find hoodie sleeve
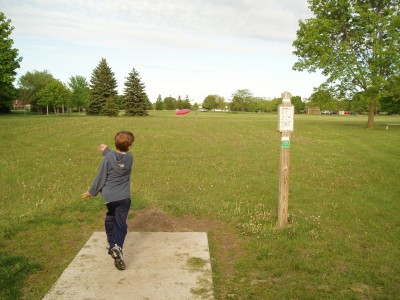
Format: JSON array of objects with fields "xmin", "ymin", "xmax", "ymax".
[
  {"xmin": 88, "ymin": 158, "xmax": 108, "ymax": 196},
  {"xmin": 102, "ymin": 147, "xmax": 112, "ymax": 156}
]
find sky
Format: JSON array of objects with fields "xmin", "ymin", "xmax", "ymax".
[{"xmin": 2, "ymin": 0, "xmax": 325, "ymax": 103}]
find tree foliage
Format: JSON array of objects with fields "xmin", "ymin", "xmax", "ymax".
[
  {"xmin": 293, "ymin": 0, "xmax": 400, "ymax": 128},
  {"xmin": 380, "ymin": 75, "xmax": 400, "ymax": 115},
  {"xmin": 37, "ymin": 80, "xmax": 71, "ymax": 115},
  {"xmin": 183, "ymin": 95, "xmax": 192, "ymax": 109},
  {"xmin": 176, "ymin": 95, "xmax": 184, "ymax": 109},
  {"xmin": 87, "ymin": 58, "xmax": 118, "ymax": 115},
  {"xmin": 0, "ymin": 12, "xmax": 22, "ymax": 112},
  {"xmin": 116, "ymin": 95, "xmax": 124, "ymax": 109},
  {"xmin": 101, "ymin": 97, "xmax": 119, "ymax": 117},
  {"xmin": 230, "ymin": 89, "xmax": 255, "ymax": 112},
  {"xmin": 68, "ymin": 75, "xmax": 89, "ymax": 112},
  {"xmin": 163, "ymin": 96, "xmax": 176, "ymax": 110},
  {"xmin": 155, "ymin": 95, "xmax": 163, "ymax": 110},
  {"xmin": 291, "ymin": 96, "xmax": 306, "ymax": 113},
  {"xmin": 175, "ymin": 95, "xmax": 191, "ymax": 110},
  {"xmin": 203, "ymin": 94, "xmax": 225, "ymax": 110},
  {"xmin": 123, "ymin": 67, "xmax": 149, "ymax": 116},
  {"xmin": 18, "ymin": 70, "xmax": 55, "ymax": 112}
]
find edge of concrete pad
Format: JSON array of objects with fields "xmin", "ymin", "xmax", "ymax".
[{"xmin": 43, "ymin": 232, "xmax": 214, "ymax": 300}]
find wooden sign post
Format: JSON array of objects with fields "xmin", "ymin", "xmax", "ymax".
[{"xmin": 277, "ymin": 91, "xmax": 294, "ymax": 228}]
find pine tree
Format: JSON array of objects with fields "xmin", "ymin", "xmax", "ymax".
[
  {"xmin": 100, "ymin": 97, "xmax": 119, "ymax": 117},
  {"xmin": 87, "ymin": 58, "xmax": 118, "ymax": 115},
  {"xmin": 123, "ymin": 68, "xmax": 149, "ymax": 116},
  {"xmin": 155, "ymin": 94, "xmax": 163, "ymax": 110}
]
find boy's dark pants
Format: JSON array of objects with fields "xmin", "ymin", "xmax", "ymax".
[{"xmin": 105, "ymin": 198, "xmax": 131, "ymax": 249}]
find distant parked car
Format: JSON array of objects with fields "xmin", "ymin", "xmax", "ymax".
[{"xmin": 321, "ymin": 110, "xmax": 331, "ymax": 115}]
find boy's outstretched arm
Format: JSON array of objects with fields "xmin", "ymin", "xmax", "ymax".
[{"xmin": 98, "ymin": 144, "xmax": 111, "ymax": 156}]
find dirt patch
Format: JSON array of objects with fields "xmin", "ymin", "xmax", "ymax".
[
  {"xmin": 127, "ymin": 208, "xmax": 246, "ymax": 287},
  {"xmin": 128, "ymin": 208, "xmax": 227, "ymax": 232}
]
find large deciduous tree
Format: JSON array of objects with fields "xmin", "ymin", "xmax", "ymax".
[
  {"xmin": 163, "ymin": 96, "xmax": 176, "ymax": 110},
  {"xmin": 37, "ymin": 80, "xmax": 71, "ymax": 116},
  {"xmin": 202, "ymin": 95, "xmax": 218, "ymax": 111},
  {"xmin": 293, "ymin": 0, "xmax": 400, "ymax": 128},
  {"xmin": 230, "ymin": 89, "xmax": 255, "ymax": 112},
  {"xmin": 68, "ymin": 75, "xmax": 89, "ymax": 113},
  {"xmin": 0, "ymin": 12, "xmax": 22, "ymax": 113},
  {"xmin": 18, "ymin": 70, "xmax": 55, "ymax": 112},
  {"xmin": 291, "ymin": 96, "xmax": 306, "ymax": 113},
  {"xmin": 123, "ymin": 68, "xmax": 149, "ymax": 116},
  {"xmin": 87, "ymin": 58, "xmax": 118, "ymax": 115}
]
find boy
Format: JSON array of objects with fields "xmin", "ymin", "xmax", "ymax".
[{"xmin": 82, "ymin": 131, "xmax": 134, "ymax": 270}]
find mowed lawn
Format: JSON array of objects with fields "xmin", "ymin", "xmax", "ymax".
[{"xmin": 0, "ymin": 111, "xmax": 399, "ymax": 299}]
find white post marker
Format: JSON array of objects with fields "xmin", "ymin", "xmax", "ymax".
[{"xmin": 277, "ymin": 91, "xmax": 294, "ymax": 228}]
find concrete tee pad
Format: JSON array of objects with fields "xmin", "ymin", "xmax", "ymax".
[{"xmin": 43, "ymin": 232, "xmax": 214, "ymax": 300}]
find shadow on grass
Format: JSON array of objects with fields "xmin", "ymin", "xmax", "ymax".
[{"xmin": 0, "ymin": 253, "xmax": 41, "ymax": 300}]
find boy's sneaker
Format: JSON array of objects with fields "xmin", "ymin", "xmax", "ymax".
[{"xmin": 110, "ymin": 244, "xmax": 125, "ymax": 270}]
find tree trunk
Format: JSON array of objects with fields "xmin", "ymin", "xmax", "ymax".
[{"xmin": 367, "ymin": 102, "xmax": 376, "ymax": 129}]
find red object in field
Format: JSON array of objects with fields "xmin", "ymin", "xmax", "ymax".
[{"xmin": 175, "ymin": 109, "xmax": 191, "ymax": 115}]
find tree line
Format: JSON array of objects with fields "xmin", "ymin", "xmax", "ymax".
[
  {"xmin": 1, "ymin": 12, "xmax": 150, "ymax": 117},
  {"xmin": 17, "ymin": 58, "xmax": 150, "ymax": 117},
  {"xmin": 2, "ymin": 3, "xmax": 400, "ymax": 125}
]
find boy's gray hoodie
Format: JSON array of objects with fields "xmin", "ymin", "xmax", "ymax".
[{"xmin": 89, "ymin": 147, "xmax": 133, "ymax": 203}]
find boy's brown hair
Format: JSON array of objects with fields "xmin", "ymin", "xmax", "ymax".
[{"xmin": 115, "ymin": 131, "xmax": 135, "ymax": 152}]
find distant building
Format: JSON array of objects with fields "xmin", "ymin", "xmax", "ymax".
[{"xmin": 12, "ymin": 99, "xmax": 31, "ymax": 110}]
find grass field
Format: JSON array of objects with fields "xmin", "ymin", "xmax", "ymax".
[{"xmin": 0, "ymin": 111, "xmax": 399, "ymax": 299}]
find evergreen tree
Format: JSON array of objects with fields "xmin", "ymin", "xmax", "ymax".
[
  {"xmin": 87, "ymin": 58, "xmax": 118, "ymax": 115},
  {"xmin": 176, "ymin": 95, "xmax": 184, "ymax": 109},
  {"xmin": 155, "ymin": 94, "xmax": 163, "ymax": 110},
  {"xmin": 101, "ymin": 97, "xmax": 119, "ymax": 117},
  {"xmin": 116, "ymin": 95, "xmax": 124, "ymax": 109},
  {"xmin": 183, "ymin": 95, "xmax": 192, "ymax": 109},
  {"xmin": 0, "ymin": 12, "xmax": 22, "ymax": 113},
  {"xmin": 123, "ymin": 67, "xmax": 149, "ymax": 116}
]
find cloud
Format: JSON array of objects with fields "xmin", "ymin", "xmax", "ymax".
[
  {"xmin": 5, "ymin": 0, "xmax": 311, "ymax": 48},
  {"xmin": 2, "ymin": 0, "xmax": 324, "ymax": 101}
]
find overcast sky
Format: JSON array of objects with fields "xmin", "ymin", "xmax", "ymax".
[{"xmin": 2, "ymin": 0, "xmax": 325, "ymax": 103}]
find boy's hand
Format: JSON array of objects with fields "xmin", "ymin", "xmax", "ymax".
[
  {"xmin": 98, "ymin": 144, "xmax": 107, "ymax": 152},
  {"xmin": 81, "ymin": 191, "xmax": 93, "ymax": 198}
]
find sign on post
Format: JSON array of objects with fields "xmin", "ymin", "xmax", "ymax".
[
  {"xmin": 278, "ymin": 106, "xmax": 294, "ymax": 132},
  {"xmin": 277, "ymin": 92, "xmax": 294, "ymax": 228}
]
